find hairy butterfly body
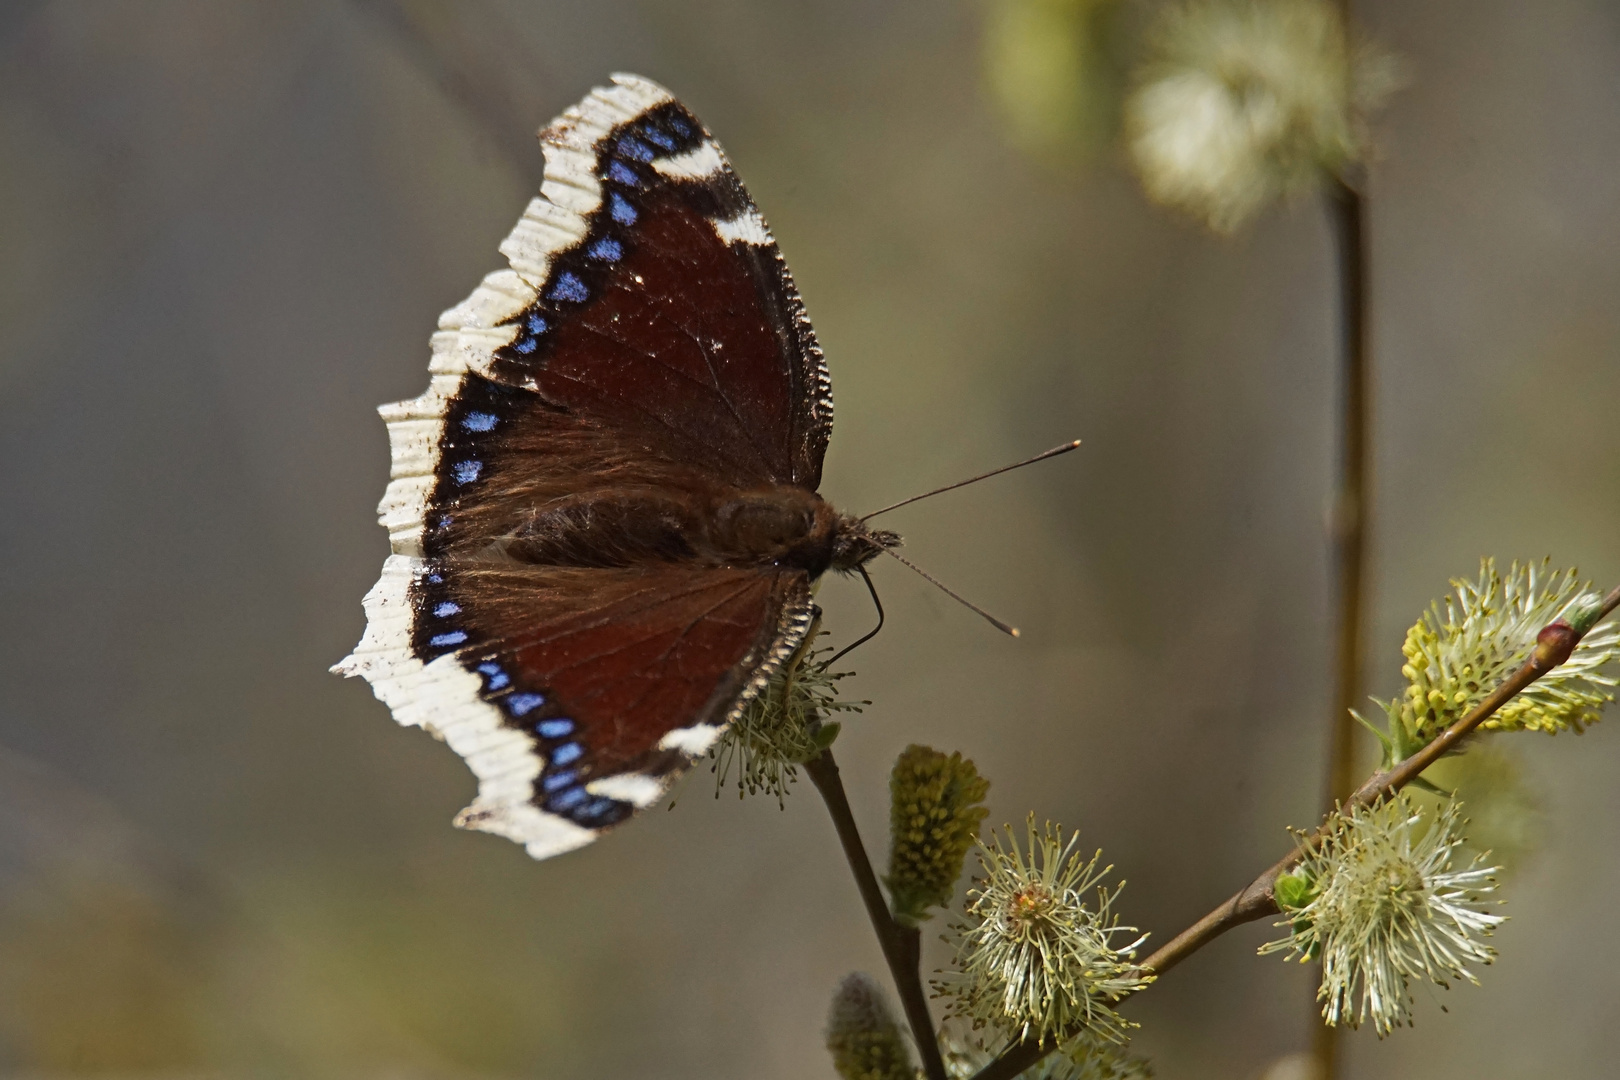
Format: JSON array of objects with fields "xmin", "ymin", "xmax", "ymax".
[{"xmin": 335, "ymin": 74, "xmax": 896, "ymax": 860}]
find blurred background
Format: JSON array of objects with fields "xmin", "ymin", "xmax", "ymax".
[{"xmin": 1, "ymin": 1, "xmax": 1617, "ymax": 1077}]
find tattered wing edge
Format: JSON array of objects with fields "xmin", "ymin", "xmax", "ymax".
[
  {"xmin": 333, "ymin": 554, "xmax": 595, "ymax": 860},
  {"xmin": 377, "ymin": 74, "xmax": 675, "ymax": 557},
  {"xmin": 335, "ymin": 75, "xmax": 822, "ymax": 862},
  {"xmin": 336, "ymin": 76, "xmax": 678, "ymax": 859}
]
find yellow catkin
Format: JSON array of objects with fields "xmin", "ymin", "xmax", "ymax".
[{"xmin": 885, "ymin": 745, "xmax": 991, "ymax": 925}]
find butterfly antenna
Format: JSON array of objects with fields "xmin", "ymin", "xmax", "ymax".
[
  {"xmin": 860, "ymin": 439, "xmax": 1081, "ymax": 521},
  {"xmin": 827, "ymin": 565, "xmax": 885, "ymax": 667},
  {"xmin": 880, "ymin": 548, "xmax": 1020, "ymax": 638}
]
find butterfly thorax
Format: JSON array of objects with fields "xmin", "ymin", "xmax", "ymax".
[
  {"xmin": 500, "ymin": 483, "xmax": 898, "ymax": 578},
  {"xmin": 714, "ymin": 488, "xmax": 899, "ymax": 575}
]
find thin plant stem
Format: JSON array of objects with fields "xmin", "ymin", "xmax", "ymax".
[
  {"xmin": 806, "ymin": 749, "xmax": 949, "ymax": 1080},
  {"xmin": 1319, "ymin": 169, "xmax": 1370, "ymax": 1080},
  {"xmin": 1322, "ymin": 179, "xmax": 1369, "ymax": 822},
  {"xmin": 1321, "ymin": 0, "xmax": 1368, "ymax": 1070},
  {"xmin": 968, "ymin": 585, "xmax": 1620, "ymax": 1080}
]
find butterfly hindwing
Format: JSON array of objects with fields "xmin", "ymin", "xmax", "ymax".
[{"xmin": 338, "ymin": 557, "xmax": 814, "ymax": 858}]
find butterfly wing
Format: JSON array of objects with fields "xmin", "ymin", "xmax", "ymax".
[
  {"xmin": 379, "ymin": 74, "xmax": 830, "ymax": 559},
  {"xmin": 337, "ymin": 75, "xmax": 833, "ymax": 858},
  {"xmin": 336, "ymin": 556, "xmax": 813, "ymax": 859}
]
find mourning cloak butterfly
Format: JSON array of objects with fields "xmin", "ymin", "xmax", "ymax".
[{"xmin": 334, "ymin": 74, "xmax": 899, "ymax": 860}]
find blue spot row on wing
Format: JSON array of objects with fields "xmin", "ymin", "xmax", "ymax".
[
  {"xmin": 549, "ymin": 787, "xmax": 589, "ymax": 811},
  {"xmin": 506, "ymin": 692, "xmax": 546, "ymax": 717},
  {"xmin": 548, "ymin": 271, "xmax": 589, "ymax": 304},
  {"xmin": 429, "ymin": 630, "xmax": 467, "ymax": 648},
  {"xmin": 476, "ymin": 661, "xmax": 510, "ymax": 691},
  {"xmin": 462, "ymin": 661, "xmax": 611, "ymax": 822},
  {"xmin": 520, "ymin": 705, "xmax": 627, "ymax": 823},
  {"xmin": 616, "ymin": 134, "xmax": 654, "ymax": 162},
  {"xmin": 502, "ymin": 310, "xmax": 550, "ymax": 357},
  {"xmin": 490, "ymin": 108, "xmax": 702, "ymax": 377},
  {"xmin": 433, "ymin": 600, "xmax": 460, "ymax": 617},
  {"xmin": 640, "ymin": 124, "xmax": 676, "ymax": 151},
  {"xmin": 461, "ymin": 411, "xmax": 498, "ymax": 432},
  {"xmin": 452, "ymin": 460, "xmax": 482, "ymax": 485},
  {"xmin": 542, "ymin": 786, "xmax": 618, "ymax": 824},
  {"xmin": 609, "ymin": 192, "xmax": 637, "ymax": 225}
]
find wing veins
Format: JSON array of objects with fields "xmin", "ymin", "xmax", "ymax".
[
  {"xmin": 569, "ymin": 311, "xmax": 743, "ymax": 404},
  {"xmin": 634, "ymin": 234, "xmax": 786, "ymax": 474},
  {"xmin": 688, "ymin": 317, "xmax": 774, "ymax": 476},
  {"xmin": 587, "ymin": 578, "xmax": 766, "ymax": 738},
  {"xmin": 537, "ymin": 365, "xmax": 774, "ymax": 480},
  {"xmin": 441, "ymin": 569, "xmax": 764, "ymax": 659},
  {"xmin": 540, "ymin": 574, "xmax": 762, "ymax": 684}
]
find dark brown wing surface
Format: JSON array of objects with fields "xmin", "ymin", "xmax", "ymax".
[
  {"xmin": 336, "ymin": 75, "xmax": 833, "ymax": 859},
  {"xmin": 339, "ymin": 557, "xmax": 813, "ymax": 857},
  {"xmin": 481, "ymin": 77, "xmax": 829, "ymax": 492}
]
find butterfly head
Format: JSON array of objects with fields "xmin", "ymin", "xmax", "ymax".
[{"xmin": 829, "ymin": 516, "xmax": 901, "ymax": 574}]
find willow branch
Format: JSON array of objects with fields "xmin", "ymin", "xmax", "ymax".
[
  {"xmin": 970, "ymin": 584, "xmax": 1620, "ymax": 1080},
  {"xmin": 806, "ymin": 750, "xmax": 949, "ymax": 1080}
]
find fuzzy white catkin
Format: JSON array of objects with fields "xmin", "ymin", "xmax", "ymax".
[
  {"xmin": 1261, "ymin": 796, "xmax": 1504, "ymax": 1035},
  {"xmin": 1126, "ymin": 0, "xmax": 1398, "ymax": 231}
]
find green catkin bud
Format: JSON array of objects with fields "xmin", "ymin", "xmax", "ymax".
[
  {"xmin": 885, "ymin": 745, "xmax": 991, "ymax": 925},
  {"xmin": 826, "ymin": 973, "xmax": 916, "ymax": 1080}
]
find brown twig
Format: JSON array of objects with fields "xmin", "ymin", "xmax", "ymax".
[
  {"xmin": 806, "ymin": 750, "xmax": 949, "ymax": 1080},
  {"xmin": 969, "ymin": 585, "xmax": 1620, "ymax": 1080}
]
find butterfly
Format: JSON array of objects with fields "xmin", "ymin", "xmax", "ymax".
[{"xmin": 334, "ymin": 74, "xmax": 900, "ymax": 861}]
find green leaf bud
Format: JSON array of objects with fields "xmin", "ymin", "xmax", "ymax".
[{"xmin": 1273, "ymin": 872, "xmax": 1314, "ymax": 913}]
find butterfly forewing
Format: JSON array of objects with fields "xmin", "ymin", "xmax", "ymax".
[
  {"xmin": 482, "ymin": 90, "xmax": 829, "ymax": 490},
  {"xmin": 336, "ymin": 74, "xmax": 834, "ymax": 860}
]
